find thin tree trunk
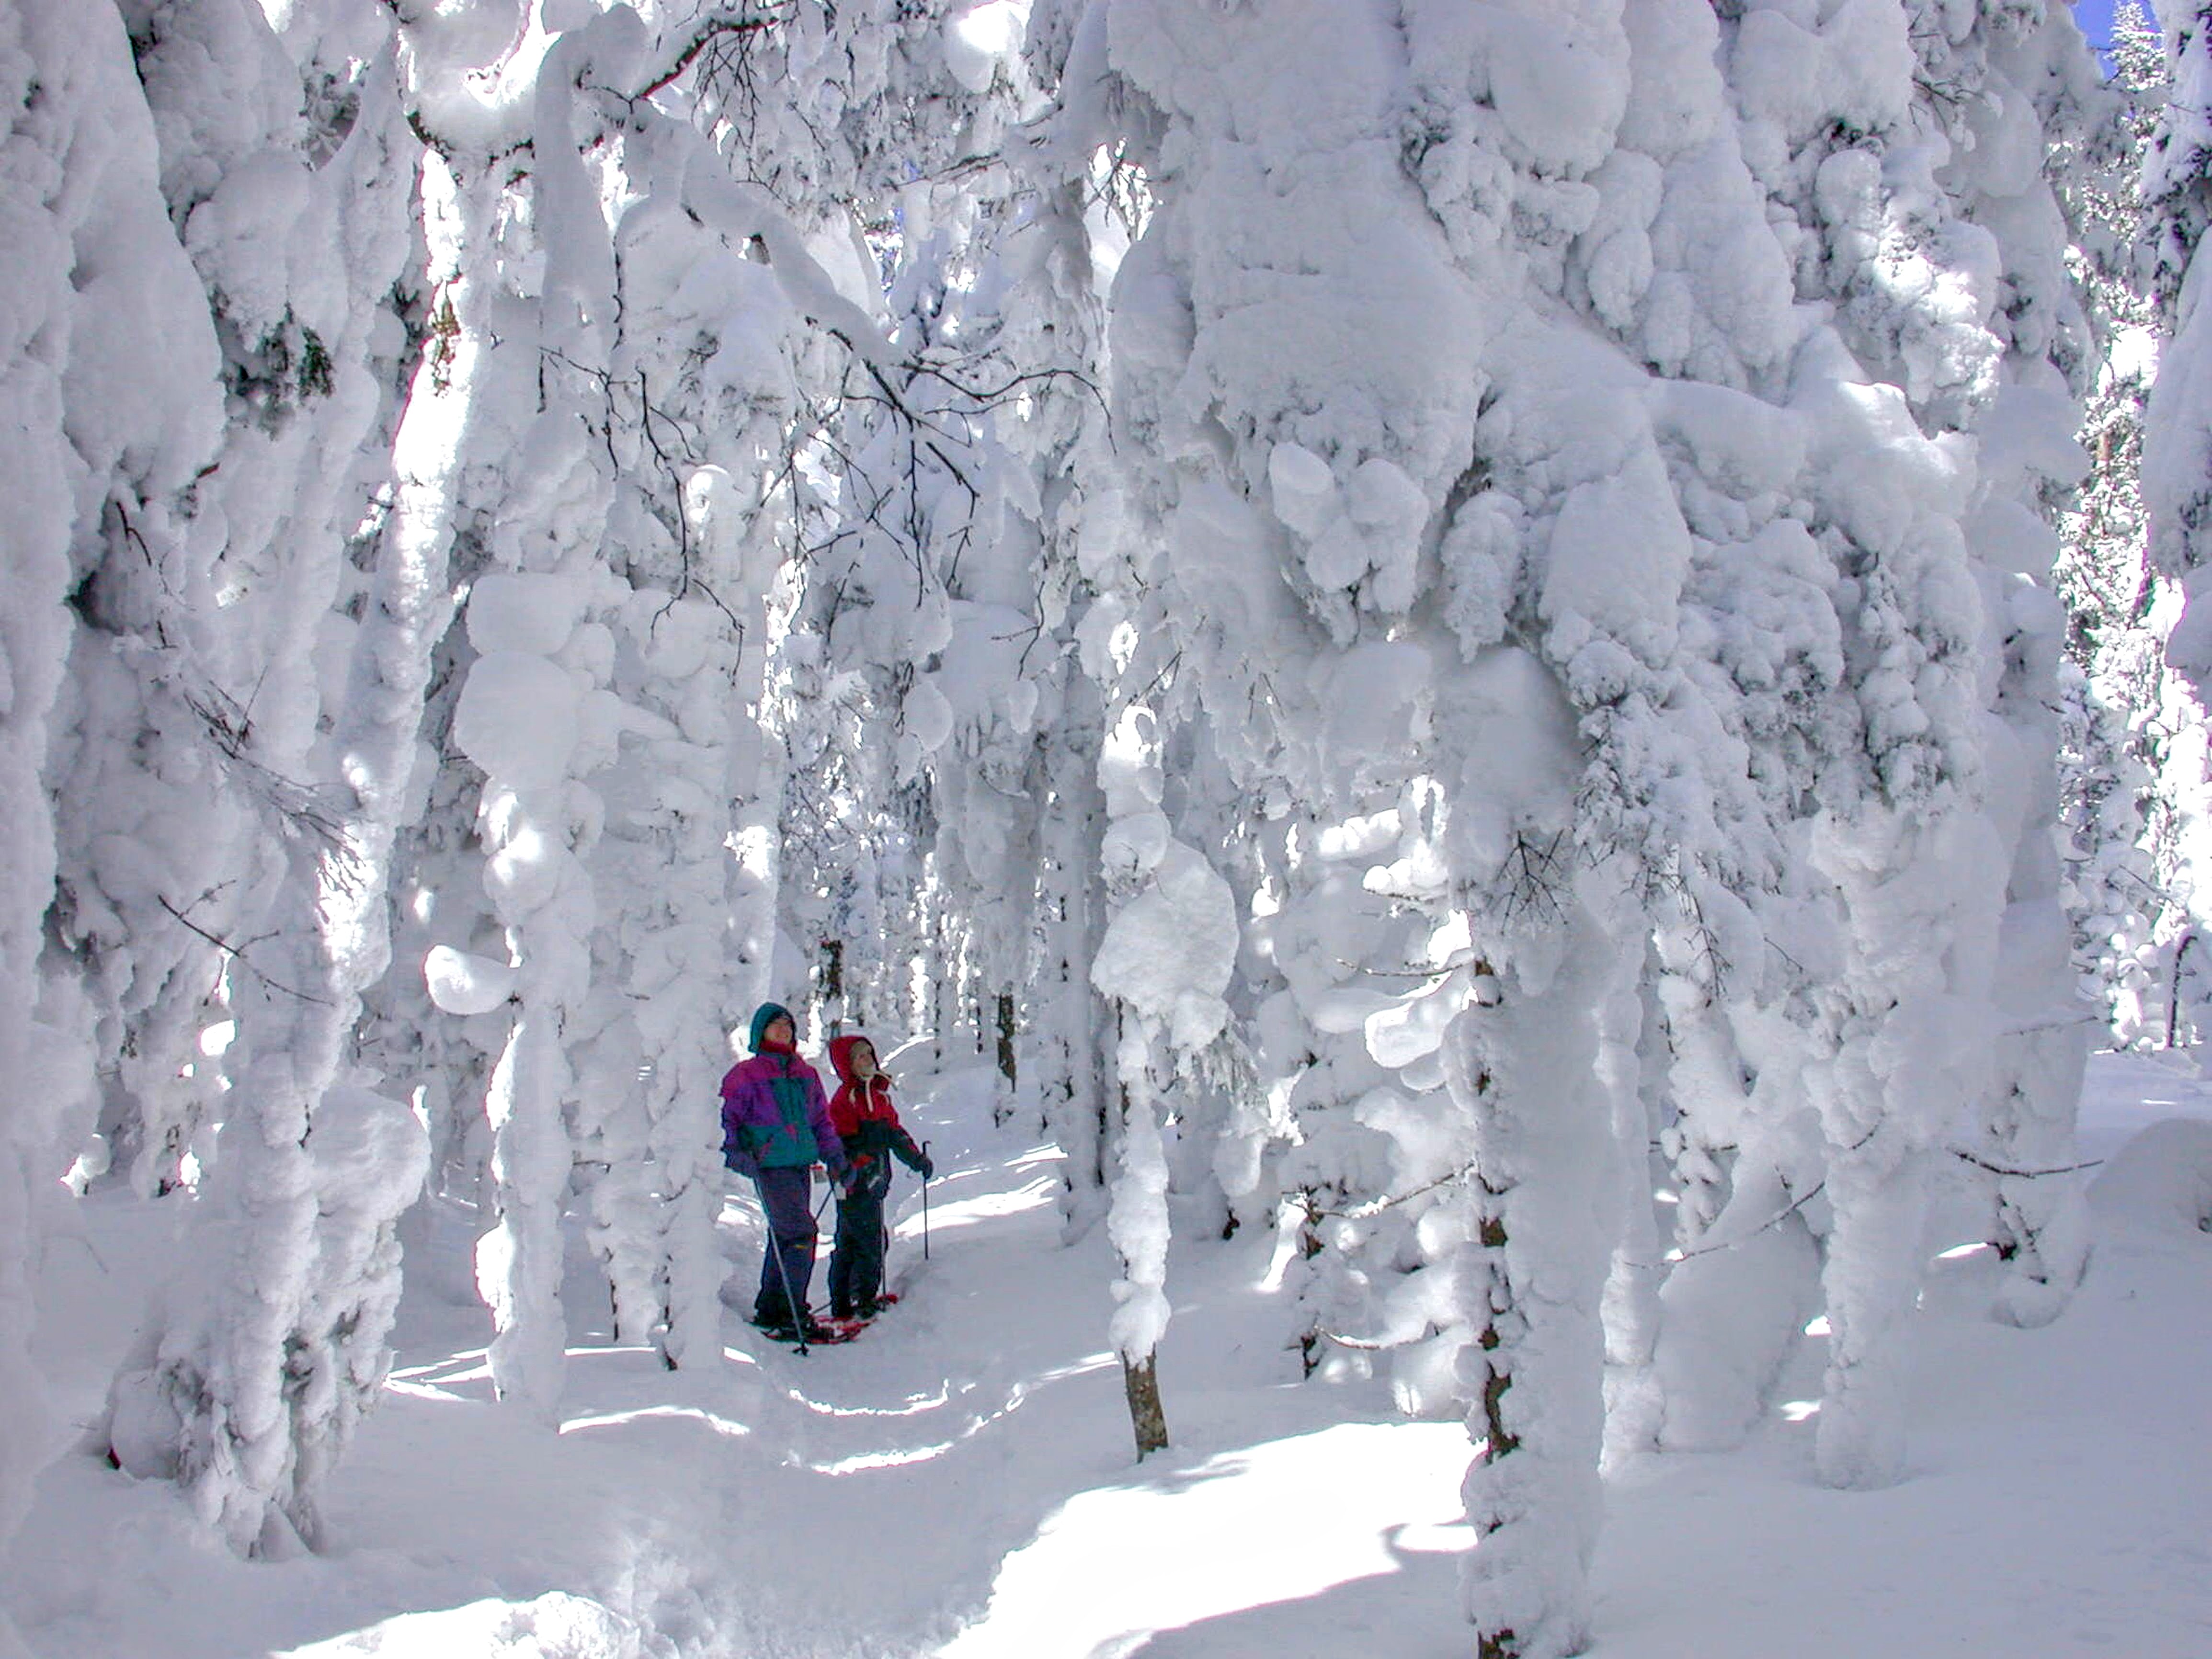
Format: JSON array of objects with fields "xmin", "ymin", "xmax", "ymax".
[
  {"xmin": 1455, "ymin": 901, "xmax": 1617, "ymax": 1659},
  {"xmin": 1106, "ymin": 1014, "xmax": 1176, "ymax": 1464},
  {"xmin": 821, "ymin": 937, "xmax": 845, "ymax": 1038},
  {"xmin": 2166, "ymin": 929, "xmax": 2193, "ymax": 1049},
  {"xmin": 1122, "ymin": 1352, "xmax": 1169, "ymax": 1458}
]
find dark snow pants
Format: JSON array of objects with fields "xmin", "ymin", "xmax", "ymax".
[
  {"xmin": 753, "ymin": 1166, "xmax": 820, "ymax": 1326},
  {"xmin": 827, "ymin": 1182, "xmax": 889, "ymax": 1316}
]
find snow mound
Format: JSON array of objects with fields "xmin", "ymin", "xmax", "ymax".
[
  {"xmin": 310, "ymin": 1084, "xmax": 430, "ymax": 1218},
  {"xmin": 1092, "ymin": 842, "xmax": 1238, "ymax": 1051},
  {"xmin": 422, "ymin": 943, "xmax": 516, "ymax": 1016},
  {"xmin": 944, "ymin": 0, "xmax": 1025, "ymax": 94},
  {"xmin": 285, "ymin": 1592, "xmax": 645, "ymax": 1658},
  {"xmin": 466, "ymin": 574, "xmax": 586, "ymax": 657},
  {"xmin": 2087, "ymin": 1118, "xmax": 2212, "ymax": 1237},
  {"xmin": 453, "ymin": 653, "xmax": 582, "ymax": 791}
]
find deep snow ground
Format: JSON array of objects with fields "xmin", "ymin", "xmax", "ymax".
[{"xmin": 5, "ymin": 1043, "xmax": 2209, "ymax": 1658}]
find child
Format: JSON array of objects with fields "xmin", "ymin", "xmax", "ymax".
[
  {"xmin": 824, "ymin": 1034, "xmax": 933, "ymax": 1319},
  {"xmin": 721, "ymin": 1002, "xmax": 850, "ymax": 1340}
]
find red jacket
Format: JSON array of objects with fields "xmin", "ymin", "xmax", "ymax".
[{"xmin": 826, "ymin": 1035, "xmax": 927, "ymax": 1181}]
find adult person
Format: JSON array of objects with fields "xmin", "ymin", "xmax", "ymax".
[
  {"xmin": 823, "ymin": 1032, "xmax": 932, "ymax": 1319},
  {"xmin": 720, "ymin": 1001, "xmax": 849, "ymax": 1340}
]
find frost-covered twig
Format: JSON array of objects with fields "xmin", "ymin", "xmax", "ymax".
[
  {"xmin": 1948, "ymin": 1150, "xmax": 2104, "ymax": 1179},
  {"xmin": 905, "ymin": 359, "xmax": 1106, "ymax": 419},
  {"xmin": 1650, "ymin": 859, "xmax": 1732, "ymax": 993},
  {"xmin": 633, "ymin": 366, "xmax": 704, "ymax": 603},
  {"xmin": 1082, "ymin": 139, "xmax": 1153, "ymax": 239},
  {"xmin": 1302, "ymin": 1159, "xmax": 1478, "ymax": 1221},
  {"xmin": 1315, "ymin": 1324, "xmax": 1433, "ymax": 1353},
  {"xmin": 625, "ymin": 7, "xmax": 793, "ymax": 105},
  {"xmin": 537, "ymin": 347, "xmax": 748, "ymax": 633},
  {"xmin": 1647, "ymin": 1179, "xmax": 1827, "ymax": 1267},
  {"xmin": 1491, "ymin": 830, "xmax": 1572, "ymax": 925},
  {"xmin": 1120, "ymin": 647, "xmax": 1182, "ymax": 714},
  {"xmin": 156, "ymin": 897, "xmax": 331, "ymax": 1007},
  {"xmin": 179, "ymin": 678, "xmax": 358, "ymax": 879},
  {"xmin": 1329, "ymin": 952, "xmax": 1477, "ymax": 982},
  {"xmin": 106, "ymin": 498, "xmax": 164, "ymax": 589}
]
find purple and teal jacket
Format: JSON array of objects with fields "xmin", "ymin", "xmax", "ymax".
[{"xmin": 720, "ymin": 1002, "xmax": 849, "ymax": 1181}]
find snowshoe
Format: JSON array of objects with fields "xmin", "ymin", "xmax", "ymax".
[{"xmin": 752, "ymin": 1310, "xmax": 861, "ymax": 1347}]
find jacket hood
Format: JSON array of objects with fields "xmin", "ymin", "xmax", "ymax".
[
  {"xmin": 748, "ymin": 1002, "xmax": 796, "ymax": 1054},
  {"xmin": 828, "ymin": 1034, "xmax": 882, "ymax": 1086}
]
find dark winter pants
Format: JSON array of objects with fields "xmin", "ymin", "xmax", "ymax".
[
  {"xmin": 828, "ymin": 1184, "xmax": 889, "ymax": 1316},
  {"xmin": 753, "ymin": 1166, "xmax": 820, "ymax": 1327}
]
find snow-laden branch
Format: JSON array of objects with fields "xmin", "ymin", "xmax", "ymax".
[{"xmin": 627, "ymin": 6, "xmax": 792, "ymax": 104}]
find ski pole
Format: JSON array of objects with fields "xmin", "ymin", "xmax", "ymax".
[{"xmin": 921, "ymin": 1139, "xmax": 932, "ymax": 1262}]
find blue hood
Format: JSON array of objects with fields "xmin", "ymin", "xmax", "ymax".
[{"xmin": 749, "ymin": 1002, "xmax": 796, "ymax": 1054}]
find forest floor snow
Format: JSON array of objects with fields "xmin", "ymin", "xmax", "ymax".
[{"xmin": 6, "ymin": 1042, "xmax": 2210, "ymax": 1658}]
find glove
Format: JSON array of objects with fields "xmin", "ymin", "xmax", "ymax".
[{"xmin": 918, "ymin": 1154, "xmax": 935, "ymax": 1180}]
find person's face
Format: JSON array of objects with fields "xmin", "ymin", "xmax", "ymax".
[
  {"xmin": 851, "ymin": 1041, "xmax": 877, "ymax": 1079},
  {"xmin": 765, "ymin": 1014, "xmax": 795, "ymax": 1048}
]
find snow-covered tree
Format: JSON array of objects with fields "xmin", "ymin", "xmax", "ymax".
[
  {"xmin": 2139, "ymin": 1, "xmax": 2212, "ymax": 1054},
  {"xmin": 989, "ymin": 87, "xmax": 1133, "ymax": 1227},
  {"xmin": 1929, "ymin": 0, "xmax": 2110, "ymax": 1330},
  {"xmin": 0, "ymin": 0, "xmax": 212, "ymax": 1590},
  {"xmin": 93, "ymin": 0, "xmax": 433, "ymax": 1555},
  {"xmin": 2053, "ymin": 0, "xmax": 2172, "ymax": 1045}
]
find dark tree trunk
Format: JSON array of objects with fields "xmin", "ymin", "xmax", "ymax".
[
  {"xmin": 1477, "ymin": 1194, "xmax": 1521, "ymax": 1659},
  {"xmin": 2167, "ymin": 930, "xmax": 2195, "ymax": 1049},
  {"xmin": 820, "ymin": 937, "xmax": 844, "ymax": 1038},
  {"xmin": 1122, "ymin": 1351, "xmax": 1169, "ymax": 1459}
]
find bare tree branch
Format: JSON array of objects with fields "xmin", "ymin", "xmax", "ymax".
[{"xmin": 159, "ymin": 897, "xmax": 332, "ymax": 1007}]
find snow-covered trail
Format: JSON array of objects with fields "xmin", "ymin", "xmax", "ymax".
[
  {"xmin": 5, "ymin": 1047, "xmax": 2210, "ymax": 1658},
  {"xmin": 323, "ymin": 1053, "xmax": 1155, "ymax": 1658},
  {"xmin": 310, "ymin": 1045, "xmax": 1468, "ymax": 1659}
]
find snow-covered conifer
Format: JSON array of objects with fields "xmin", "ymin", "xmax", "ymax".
[
  {"xmin": 1078, "ymin": 1, "xmax": 1640, "ymax": 1642},
  {"xmin": 41, "ymin": 0, "xmax": 266, "ymax": 1203},
  {"xmin": 2140, "ymin": 4, "xmax": 2212, "ymax": 1051},
  {"xmin": 2055, "ymin": 1, "xmax": 2178, "ymax": 1045},
  {"xmin": 1933, "ymin": 1, "xmax": 2110, "ymax": 1329},
  {"xmin": 988, "ymin": 94, "xmax": 1132, "ymax": 1222},
  {"xmin": 435, "ymin": 10, "xmax": 649, "ymax": 1421},
  {"xmin": 0, "ymin": 0, "xmax": 212, "ymax": 1579},
  {"xmin": 98, "ymin": 0, "xmax": 436, "ymax": 1553}
]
